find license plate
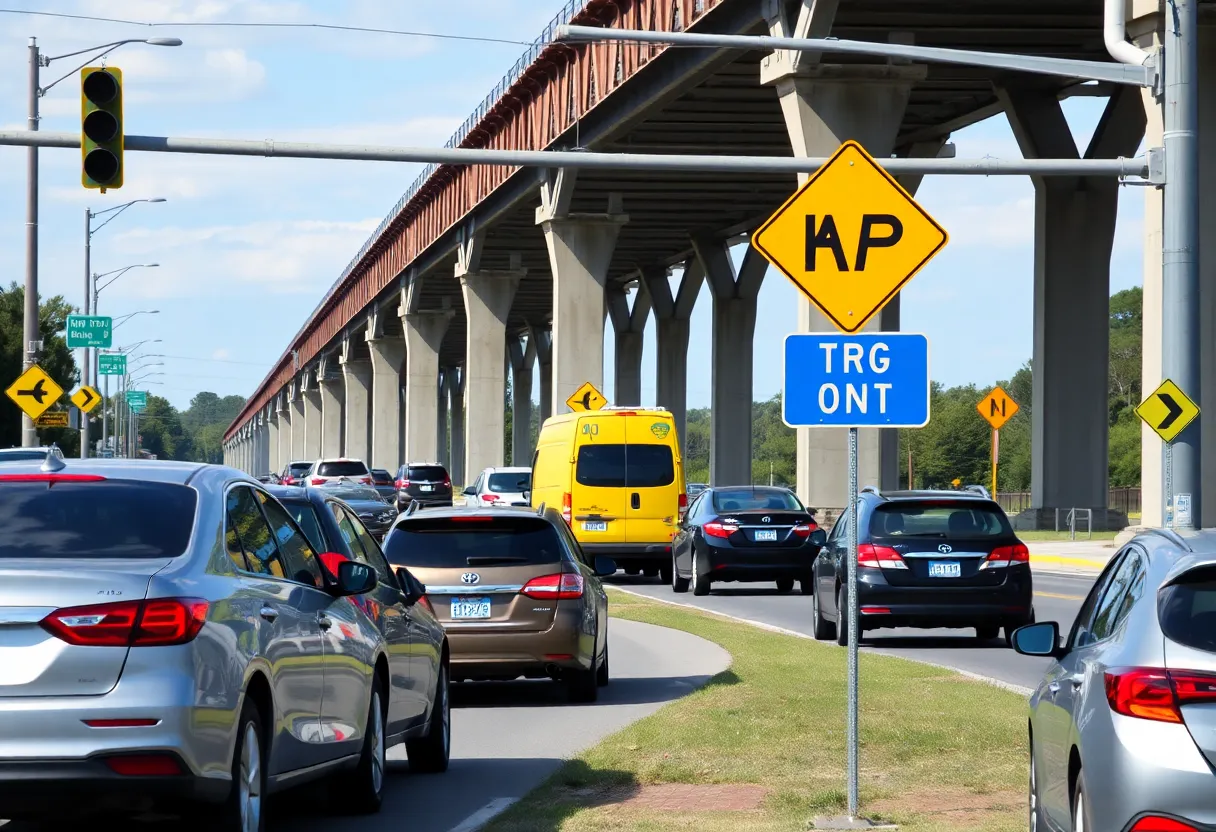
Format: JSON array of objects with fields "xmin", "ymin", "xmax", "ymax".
[
  {"xmin": 583, "ymin": 521, "xmax": 607, "ymax": 532},
  {"xmin": 928, "ymin": 561, "xmax": 961, "ymax": 578},
  {"xmin": 753, "ymin": 529, "xmax": 778, "ymax": 542},
  {"xmin": 420, "ymin": 485, "xmax": 433, "ymax": 492},
  {"xmin": 451, "ymin": 597, "xmax": 491, "ymax": 619}
]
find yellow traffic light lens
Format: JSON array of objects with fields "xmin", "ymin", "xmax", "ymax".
[
  {"xmin": 84, "ymin": 148, "xmax": 120, "ymax": 184},
  {"xmin": 83, "ymin": 109, "xmax": 119, "ymax": 144},
  {"xmin": 82, "ymin": 70, "xmax": 119, "ymax": 105}
]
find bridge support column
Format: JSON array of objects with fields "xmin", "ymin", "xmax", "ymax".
[
  {"xmin": 367, "ymin": 335, "xmax": 405, "ymax": 471},
  {"xmin": 459, "ymin": 266, "xmax": 523, "ymax": 482},
  {"xmin": 537, "ymin": 191, "xmax": 628, "ymax": 416},
  {"xmin": 341, "ymin": 357, "xmax": 372, "ymax": 465},
  {"xmin": 642, "ymin": 263, "xmax": 702, "ymax": 457},
  {"xmin": 319, "ymin": 372, "xmax": 343, "ymax": 460},
  {"xmin": 999, "ymin": 85, "xmax": 1144, "ymax": 530},
  {"xmin": 401, "ymin": 310, "xmax": 452, "ymax": 466},
  {"xmin": 695, "ymin": 238, "xmax": 767, "ymax": 487},
  {"xmin": 436, "ymin": 367, "xmax": 450, "ymax": 471},
  {"xmin": 290, "ymin": 391, "xmax": 306, "ymax": 462},
  {"xmin": 302, "ymin": 382, "xmax": 322, "ymax": 462},
  {"xmin": 528, "ymin": 324, "xmax": 553, "ymax": 424},
  {"xmin": 267, "ymin": 410, "xmax": 280, "ymax": 475},
  {"xmin": 768, "ymin": 62, "xmax": 926, "ymax": 518},
  {"xmin": 276, "ymin": 401, "xmax": 290, "ymax": 474},
  {"xmin": 509, "ymin": 335, "xmax": 536, "ymax": 464},
  {"xmin": 447, "ymin": 367, "xmax": 465, "ymax": 485},
  {"xmin": 608, "ymin": 283, "xmax": 650, "ymax": 407}
]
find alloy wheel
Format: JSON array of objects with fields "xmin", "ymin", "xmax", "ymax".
[
  {"xmin": 370, "ymin": 692, "xmax": 385, "ymax": 796},
  {"xmin": 1073, "ymin": 788, "xmax": 1084, "ymax": 832},
  {"xmin": 239, "ymin": 722, "xmax": 262, "ymax": 832},
  {"xmin": 1028, "ymin": 747, "xmax": 1037, "ymax": 832}
]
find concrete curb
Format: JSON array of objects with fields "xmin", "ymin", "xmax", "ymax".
[
  {"xmin": 1030, "ymin": 554, "xmax": 1106, "ymax": 573},
  {"xmin": 609, "ymin": 586, "xmax": 1033, "ymax": 698}
]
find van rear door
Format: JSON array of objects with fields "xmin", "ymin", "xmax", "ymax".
[
  {"xmin": 624, "ymin": 413, "xmax": 679, "ymax": 545},
  {"xmin": 570, "ymin": 414, "xmax": 629, "ymax": 545}
]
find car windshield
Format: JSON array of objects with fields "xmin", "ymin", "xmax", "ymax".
[
  {"xmin": 287, "ymin": 463, "xmax": 312, "ymax": 475},
  {"xmin": 283, "ymin": 501, "xmax": 326, "ymax": 552},
  {"xmin": 712, "ymin": 489, "xmax": 803, "ymax": 512},
  {"xmin": 383, "ymin": 515, "xmax": 563, "ymax": 567},
  {"xmin": 318, "ymin": 461, "xmax": 368, "ymax": 477},
  {"xmin": 870, "ymin": 501, "xmax": 1010, "ymax": 539},
  {"xmin": 407, "ymin": 465, "xmax": 448, "ymax": 482},
  {"xmin": 0, "ymin": 480, "xmax": 197, "ymax": 558},
  {"xmin": 487, "ymin": 472, "xmax": 531, "ymax": 493},
  {"xmin": 325, "ymin": 485, "xmax": 384, "ymax": 503},
  {"xmin": 575, "ymin": 444, "xmax": 674, "ymax": 488},
  {"xmin": 1160, "ymin": 567, "xmax": 1216, "ymax": 653}
]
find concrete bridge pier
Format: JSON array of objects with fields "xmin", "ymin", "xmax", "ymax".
[
  {"xmin": 318, "ymin": 357, "xmax": 344, "ymax": 460},
  {"xmin": 642, "ymin": 262, "xmax": 702, "ymax": 457},
  {"xmin": 366, "ymin": 317, "xmax": 405, "ymax": 472},
  {"xmin": 537, "ymin": 181, "xmax": 628, "ymax": 416},
  {"xmin": 288, "ymin": 385, "xmax": 305, "ymax": 464},
  {"xmin": 999, "ymin": 84, "xmax": 1145, "ymax": 531},
  {"xmin": 694, "ymin": 237, "xmax": 767, "ymax": 488},
  {"xmin": 276, "ymin": 398, "xmax": 289, "ymax": 474},
  {"xmin": 608, "ymin": 282, "xmax": 650, "ymax": 407},
  {"xmin": 458, "ymin": 261, "xmax": 523, "ymax": 483},
  {"xmin": 446, "ymin": 367, "xmax": 465, "ymax": 483},
  {"xmin": 528, "ymin": 324, "xmax": 553, "ymax": 425},
  {"xmin": 301, "ymin": 373, "xmax": 323, "ymax": 461},
  {"xmin": 340, "ymin": 336, "xmax": 372, "ymax": 465},
  {"xmin": 768, "ymin": 62, "xmax": 925, "ymax": 516},
  {"xmin": 401, "ymin": 303, "xmax": 452, "ymax": 466},
  {"xmin": 508, "ymin": 334, "xmax": 537, "ymax": 465},
  {"xmin": 266, "ymin": 406, "xmax": 280, "ymax": 475}
]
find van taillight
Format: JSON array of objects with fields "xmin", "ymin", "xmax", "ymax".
[
  {"xmin": 678, "ymin": 493, "xmax": 687, "ymax": 509},
  {"xmin": 562, "ymin": 492, "xmax": 572, "ymax": 524},
  {"xmin": 522, "ymin": 573, "xmax": 584, "ymax": 599},
  {"xmin": 41, "ymin": 598, "xmax": 209, "ymax": 647}
]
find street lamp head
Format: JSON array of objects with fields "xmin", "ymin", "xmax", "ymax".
[
  {"xmin": 145, "ymin": 264, "xmax": 160, "ymax": 268},
  {"xmin": 149, "ymin": 310, "xmax": 160, "ymax": 314},
  {"xmin": 147, "ymin": 198, "xmax": 167, "ymax": 203},
  {"xmin": 145, "ymin": 38, "xmax": 183, "ymax": 47}
]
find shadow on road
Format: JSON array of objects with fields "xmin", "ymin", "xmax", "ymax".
[
  {"xmin": 451, "ymin": 668, "xmax": 736, "ymax": 710},
  {"xmin": 479, "ymin": 759, "xmax": 643, "ymax": 831},
  {"xmin": 862, "ymin": 633, "xmax": 1006, "ymax": 650}
]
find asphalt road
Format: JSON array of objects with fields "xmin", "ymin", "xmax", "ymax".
[
  {"xmin": 615, "ymin": 570, "xmax": 1095, "ymax": 692},
  {"xmin": 2, "ymin": 618, "xmax": 729, "ymax": 832}
]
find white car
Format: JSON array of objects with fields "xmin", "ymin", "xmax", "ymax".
[
  {"xmin": 461, "ymin": 466, "xmax": 532, "ymax": 506},
  {"xmin": 304, "ymin": 457, "xmax": 371, "ymax": 486}
]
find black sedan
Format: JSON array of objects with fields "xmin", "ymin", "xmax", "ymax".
[
  {"xmin": 671, "ymin": 486, "xmax": 827, "ymax": 596},
  {"xmin": 312, "ymin": 482, "xmax": 398, "ymax": 539},
  {"xmin": 809, "ymin": 489, "xmax": 1034, "ymax": 648}
]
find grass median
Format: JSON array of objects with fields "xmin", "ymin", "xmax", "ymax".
[{"xmin": 484, "ymin": 589, "xmax": 1029, "ymax": 832}]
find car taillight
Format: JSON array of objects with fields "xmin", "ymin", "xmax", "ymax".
[
  {"xmin": 360, "ymin": 476, "xmax": 372, "ymax": 484},
  {"xmin": 418, "ymin": 595, "xmax": 435, "ymax": 616},
  {"xmin": 103, "ymin": 754, "xmax": 183, "ymax": 776},
  {"xmin": 562, "ymin": 492, "xmax": 572, "ymax": 524},
  {"xmin": 443, "ymin": 477, "xmax": 452, "ymax": 489},
  {"xmin": 703, "ymin": 521, "xmax": 738, "ymax": 538},
  {"xmin": 522, "ymin": 573, "xmax": 584, "ymax": 600},
  {"xmin": 792, "ymin": 522, "xmax": 818, "ymax": 539},
  {"xmin": 1104, "ymin": 667, "xmax": 1216, "ymax": 724},
  {"xmin": 283, "ymin": 476, "xmax": 295, "ymax": 485},
  {"xmin": 41, "ymin": 598, "xmax": 208, "ymax": 647},
  {"xmin": 857, "ymin": 544, "xmax": 907, "ymax": 569},
  {"xmin": 310, "ymin": 477, "xmax": 325, "ymax": 485},
  {"xmin": 678, "ymin": 493, "xmax": 688, "ymax": 509},
  {"xmin": 481, "ymin": 493, "xmax": 501, "ymax": 502},
  {"xmin": 1130, "ymin": 816, "xmax": 1202, "ymax": 832},
  {"xmin": 981, "ymin": 543, "xmax": 1030, "ymax": 569}
]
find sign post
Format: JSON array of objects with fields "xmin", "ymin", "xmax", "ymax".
[
  {"xmin": 1135, "ymin": 379, "xmax": 1200, "ymax": 529},
  {"xmin": 977, "ymin": 387, "xmax": 1019, "ymax": 500},
  {"xmin": 758, "ymin": 139, "xmax": 947, "ymax": 828}
]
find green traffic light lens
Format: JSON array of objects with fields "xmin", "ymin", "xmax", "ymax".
[
  {"xmin": 84, "ymin": 148, "xmax": 120, "ymax": 184},
  {"xmin": 82, "ymin": 70, "xmax": 119, "ymax": 105},
  {"xmin": 83, "ymin": 109, "xmax": 119, "ymax": 144}
]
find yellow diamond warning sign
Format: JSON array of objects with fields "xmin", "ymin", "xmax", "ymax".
[
  {"xmin": 751, "ymin": 140, "xmax": 949, "ymax": 334},
  {"xmin": 977, "ymin": 386, "xmax": 1020, "ymax": 431},
  {"xmin": 5, "ymin": 365, "xmax": 64, "ymax": 421}
]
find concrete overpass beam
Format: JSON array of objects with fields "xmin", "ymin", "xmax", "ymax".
[
  {"xmin": 508, "ymin": 334, "xmax": 537, "ymax": 465},
  {"xmin": 458, "ymin": 260, "xmax": 524, "ymax": 482},
  {"xmin": 366, "ymin": 314, "xmax": 406, "ymax": 472},
  {"xmin": 339, "ymin": 336, "xmax": 372, "ymax": 466},
  {"xmin": 537, "ymin": 186, "xmax": 629, "ymax": 416},
  {"xmin": 641, "ymin": 261, "xmax": 703, "ymax": 456},
  {"xmin": 607, "ymin": 281, "xmax": 651, "ymax": 407},
  {"xmin": 318, "ymin": 356, "xmax": 344, "ymax": 460},
  {"xmin": 401, "ymin": 307, "xmax": 453, "ymax": 467},
  {"xmin": 694, "ymin": 237, "xmax": 767, "ymax": 487},
  {"xmin": 999, "ymin": 84, "xmax": 1145, "ymax": 530},
  {"xmin": 528, "ymin": 323, "xmax": 553, "ymax": 424},
  {"xmin": 445, "ymin": 367, "xmax": 466, "ymax": 484}
]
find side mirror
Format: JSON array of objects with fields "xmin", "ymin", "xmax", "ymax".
[
  {"xmin": 334, "ymin": 559, "xmax": 377, "ymax": 596},
  {"xmin": 522, "ymin": 490, "xmax": 531, "ymax": 503},
  {"xmin": 1011, "ymin": 621, "xmax": 1064, "ymax": 658},
  {"xmin": 809, "ymin": 529, "xmax": 828, "ymax": 547},
  {"xmin": 593, "ymin": 556, "xmax": 617, "ymax": 577},
  {"xmin": 395, "ymin": 567, "xmax": 424, "ymax": 605}
]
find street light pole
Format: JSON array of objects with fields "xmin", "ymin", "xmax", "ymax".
[
  {"xmin": 80, "ymin": 206, "xmax": 90, "ymax": 457},
  {"xmin": 23, "ymin": 38, "xmax": 40, "ymax": 447}
]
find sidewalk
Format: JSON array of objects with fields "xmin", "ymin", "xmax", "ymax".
[{"xmin": 1028, "ymin": 540, "xmax": 1117, "ymax": 575}]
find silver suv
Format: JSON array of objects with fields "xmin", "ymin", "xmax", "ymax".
[{"xmin": 0, "ymin": 456, "xmax": 450, "ymax": 828}]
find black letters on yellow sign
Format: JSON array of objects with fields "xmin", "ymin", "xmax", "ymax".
[{"xmin": 805, "ymin": 214, "xmax": 905, "ymax": 272}]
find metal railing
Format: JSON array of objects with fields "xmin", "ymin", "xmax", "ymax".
[
  {"xmin": 1055, "ymin": 508, "xmax": 1093, "ymax": 540},
  {"xmin": 995, "ymin": 488, "xmax": 1141, "ymax": 516}
]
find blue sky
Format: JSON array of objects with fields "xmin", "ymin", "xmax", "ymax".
[{"xmin": 0, "ymin": 0, "xmax": 1146, "ymax": 413}]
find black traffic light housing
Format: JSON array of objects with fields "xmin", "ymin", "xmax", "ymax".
[{"xmin": 81, "ymin": 66, "xmax": 123, "ymax": 190}]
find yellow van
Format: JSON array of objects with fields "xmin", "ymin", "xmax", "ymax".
[{"xmin": 530, "ymin": 407, "xmax": 685, "ymax": 582}]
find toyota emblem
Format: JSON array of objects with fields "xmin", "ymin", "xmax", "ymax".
[
  {"xmin": 460, "ymin": 572, "xmax": 480, "ymax": 585},
  {"xmin": 938, "ymin": 544, "xmax": 953, "ymax": 554},
  {"xmin": 762, "ymin": 516, "xmax": 771, "ymax": 523}
]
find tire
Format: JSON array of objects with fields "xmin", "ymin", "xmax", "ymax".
[
  {"xmin": 1029, "ymin": 737, "xmax": 1042, "ymax": 832},
  {"xmin": 811, "ymin": 584, "xmax": 836, "ymax": 641},
  {"xmin": 335, "ymin": 686, "xmax": 386, "ymax": 814},
  {"xmin": 406, "ymin": 659, "xmax": 450, "ymax": 773},
  {"xmin": 642, "ymin": 566, "xmax": 659, "ymax": 578},
  {"xmin": 775, "ymin": 577, "xmax": 795, "ymax": 593},
  {"xmin": 835, "ymin": 587, "xmax": 848, "ymax": 647},
  {"xmin": 671, "ymin": 554, "xmax": 690, "ymax": 593},
  {"xmin": 976, "ymin": 626, "xmax": 1000, "ymax": 641},
  {"xmin": 569, "ymin": 651, "xmax": 600, "ymax": 703},
  {"xmin": 799, "ymin": 574, "xmax": 815, "ymax": 596},
  {"xmin": 624, "ymin": 567, "xmax": 640, "ymax": 576},
  {"xmin": 596, "ymin": 640, "xmax": 610, "ymax": 687},
  {"xmin": 659, "ymin": 562, "xmax": 673, "ymax": 586},
  {"xmin": 216, "ymin": 698, "xmax": 267, "ymax": 832},
  {"xmin": 1072, "ymin": 773, "xmax": 1088, "ymax": 832},
  {"xmin": 691, "ymin": 547, "xmax": 711, "ymax": 597}
]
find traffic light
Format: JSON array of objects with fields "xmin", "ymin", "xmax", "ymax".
[{"xmin": 80, "ymin": 66, "xmax": 123, "ymax": 191}]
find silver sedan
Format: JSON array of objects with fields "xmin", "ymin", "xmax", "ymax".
[
  {"xmin": 0, "ymin": 457, "xmax": 450, "ymax": 830},
  {"xmin": 1013, "ymin": 528, "xmax": 1216, "ymax": 832}
]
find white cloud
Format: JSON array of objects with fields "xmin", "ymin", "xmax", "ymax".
[{"xmin": 212, "ymin": 347, "xmax": 231, "ymax": 359}]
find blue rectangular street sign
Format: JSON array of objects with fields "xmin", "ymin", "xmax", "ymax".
[{"xmin": 783, "ymin": 333, "xmax": 930, "ymax": 428}]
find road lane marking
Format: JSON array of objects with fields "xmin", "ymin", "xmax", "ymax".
[
  {"xmin": 449, "ymin": 797, "xmax": 520, "ymax": 832},
  {"xmin": 1036, "ymin": 591, "xmax": 1084, "ymax": 601}
]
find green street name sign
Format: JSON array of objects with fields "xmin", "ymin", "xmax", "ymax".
[
  {"xmin": 98, "ymin": 354, "xmax": 127, "ymax": 375},
  {"xmin": 66, "ymin": 315, "xmax": 113, "ymax": 348},
  {"xmin": 125, "ymin": 390, "xmax": 147, "ymax": 407}
]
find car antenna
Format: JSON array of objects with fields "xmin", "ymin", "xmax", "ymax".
[
  {"xmin": 404, "ymin": 499, "xmax": 420, "ymax": 517},
  {"xmin": 40, "ymin": 453, "xmax": 66, "ymax": 473},
  {"xmin": 536, "ymin": 501, "xmax": 546, "ymax": 516}
]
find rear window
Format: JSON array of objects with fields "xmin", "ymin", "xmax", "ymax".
[
  {"xmin": 408, "ymin": 465, "xmax": 448, "ymax": 482},
  {"xmin": 283, "ymin": 501, "xmax": 327, "ymax": 552},
  {"xmin": 371, "ymin": 469, "xmax": 392, "ymax": 481},
  {"xmin": 713, "ymin": 489, "xmax": 803, "ymax": 512},
  {"xmin": 870, "ymin": 501, "xmax": 1010, "ymax": 539},
  {"xmin": 318, "ymin": 461, "xmax": 368, "ymax": 477},
  {"xmin": 488, "ymin": 472, "xmax": 531, "ymax": 493},
  {"xmin": 382, "ymin": 515, "xmax": 565, "ymax": 568},
  {"xmin": 1160, "ymin": 569, "xmax": 1216, "ymax": 653},
  {"xmin": 575, "ymin": 444, "xmax": 674, "ymax": 488},
  {"xmin": 288, "ymin": 463, "xmax": 312, "ymax": 474},
  {"xmin": 0, "ymin": 480, "xmax": 197, "ymax": 558},
  {"xmin": 326, "ymin": 485, "xmax": 385, "ymax": 503}
]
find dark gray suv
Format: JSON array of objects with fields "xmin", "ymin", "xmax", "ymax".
[{"xmin": 395, "ymin": 463, "xmax": 452, "ymax": 510}]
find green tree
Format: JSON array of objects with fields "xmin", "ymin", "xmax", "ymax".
[
  {"xmin": 136, "ymin": 394, "xmax": 192, "ymax": 460},
  {"xmin": 0, "ymin": 284, "xmax": 80, "ymax": 453}
]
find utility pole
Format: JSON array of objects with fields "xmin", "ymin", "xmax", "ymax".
[{"xmin": 23, "ymin": 38, "xmax": 40, "ymax": 448}]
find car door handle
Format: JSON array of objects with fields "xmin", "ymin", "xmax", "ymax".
[
  {"xmin": 631, "ymin": 492, "xmax": 640, "ymax": 510},
  {"xmin": 1048, "ymin": 682, "xmax": 1060, "ymax": 696},
  {"xmin": 259, "ymin": 606, "xmax": 279, "ymax": 623},
  {"xmin": 1070, "ymin": 676, "xmax": 1083, "ymax": 690},
  {"xmin": 317, "ymin": 614, "xmax": 332, "ymax": 630}
]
